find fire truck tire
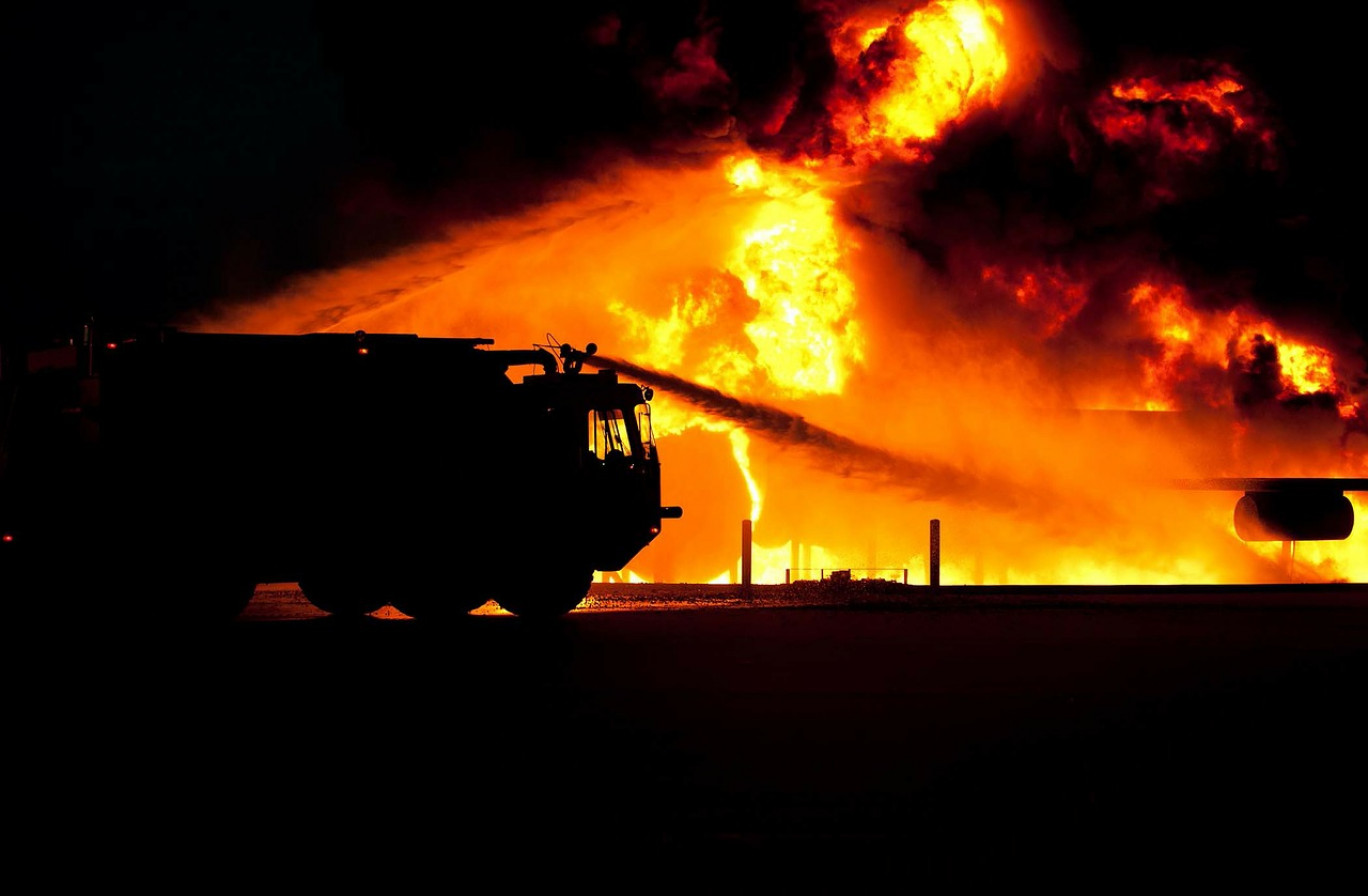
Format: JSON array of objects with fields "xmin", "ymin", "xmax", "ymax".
[
  {"xmin": 298, "ymin": 574, "xmax": 389, "ymax": 617},
  {"xmin": 494, "ymin": 567, "xmax": 594, "ymax": 618},
  {"xmin": 197, "ymin": 579, "xmax": 258, "ymax": 622},
  {"xmin": 136, "ymin": 573, "xmax": 256, "ymax": 625}
]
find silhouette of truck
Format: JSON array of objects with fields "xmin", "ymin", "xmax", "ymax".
[{"xmin": 0, "ymin": 324, "xmax": 682, "ymax": 622}]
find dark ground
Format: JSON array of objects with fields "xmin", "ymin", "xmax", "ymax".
[{"xmin": 15, "ymin": 582, "xmax": 1368, "ymax": 887}]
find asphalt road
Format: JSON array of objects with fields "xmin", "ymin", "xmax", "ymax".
[{"xmin": 16, "ymin": 583, "xmax": 1368, "ymax": 887}]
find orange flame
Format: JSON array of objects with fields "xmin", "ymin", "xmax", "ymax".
[
  {"xmin": 1090, "ymin": 63, "xmax": 1277, "ymax": 166},
  {"xmin": 1129, "ymin": 281, "xmax": 1351, "ymax": 414},
  {"xmin": 724, "ymin": 155, "xmax": 865, "ymax": 395},
  {"xmin": 825, "ymin": 0, "xmax": 1013, "ymax": 162},
  {"xmin": 981, "ymin": 263, "xmax": 1089, "ymax": 336}
]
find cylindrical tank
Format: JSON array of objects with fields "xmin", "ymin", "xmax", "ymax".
[{"xmin": 1233, "ymin": 491, "xmax": 1355, "ymax": 541}]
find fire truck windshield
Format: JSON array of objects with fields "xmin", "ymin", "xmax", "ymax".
[{"xmin": 589, "ymin": 408, "xmax": 637, "ymax": 461}]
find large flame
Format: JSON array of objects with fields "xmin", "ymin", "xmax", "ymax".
[
  {"xmin": 1128, "ymin": 281, "xmax": 1353, "ymax": 417},
  {"xmin": 190, "ymin": 0, "xmax": 1366, "ymax": 587},
  {"xmin": 824, "ymin": 0, "xmax": 1015, "ymax": 162}
]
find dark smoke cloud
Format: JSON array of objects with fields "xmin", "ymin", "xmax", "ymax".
[{"xmin": 4, "ymin": 0, "xmax": 1359, "ymax": 359}]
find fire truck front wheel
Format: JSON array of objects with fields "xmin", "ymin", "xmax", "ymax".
[
  {"xmin": 494, "ymin": 567, "xmax": 594, "ymax": 619},
  {"xmin": 298, "ymin": 573, "xmax": 389, "ymax": 617}
]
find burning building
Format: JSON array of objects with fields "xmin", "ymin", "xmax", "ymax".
[{"xmin": 188, "ymin": 0, "xmax": 1366, "ymax": 585}]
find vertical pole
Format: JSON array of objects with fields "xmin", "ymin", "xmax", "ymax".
[
  {"xmin": 790, "ymin": 539, "xmax": 799, "ymax": 582},
  {"xmin": 929, "ymin": 519, "xmax": 941, "ymax": 587},
  {"xmin": 741, "ymin": 519, "xmax": 753, "ymax": 587}
]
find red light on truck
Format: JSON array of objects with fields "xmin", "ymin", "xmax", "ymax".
[{"xmin": 2, "ymin": 533, "xmax": 13, "ymax": 543}]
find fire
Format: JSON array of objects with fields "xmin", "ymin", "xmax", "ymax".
[
  {"xmin": 1089, "ymin": 62, "xmax": 1277, "ymax": 167},
  {"xmin": 1278, "ymin": 342, "xmax": 1338, "ymax": 398},
  {"xmin": 730, "ymin": 427, "xmax": 763, "ymax": 523},
  {"xmin": 825, "ymin": 0, "xmax": 1013, "ymax": 162},
  {"xmin": 723, "ymin": 155, "xmax": 864, "ymax": 395},
  {"xmin": 602, "ymin": 155, "xmax": 862, "ymax": 399},
  {"xmin": 1088, "ymin": 65, "xmax": 1269, "ymax": 149},
  {"xmin": 192, "ymin": 2, "xmax": 1367, "ymax": 587},
  {"xmin": 980, "ymin": 263, "xmax": 1089, "ymax": 336},
  {"xmin": 1129, "ymin": 281, "xmax": 1352, "ymax": 415}
]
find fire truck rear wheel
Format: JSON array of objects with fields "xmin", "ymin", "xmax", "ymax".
[{"xmin": 494, "ymin": 568, "xmax": 594, "ymax": 619}]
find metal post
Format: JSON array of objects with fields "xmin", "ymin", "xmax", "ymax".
[
  {"xmin": 929, "ymin": 519, "xmax": 940, "ymax": 587},
  {"xmin": 741, "ymin": 519, "xmax": 753, "ymax": 587}
]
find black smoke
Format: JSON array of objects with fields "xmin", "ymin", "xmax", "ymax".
[{"xmin": 4, "ymin": 1, "xmax": 1361, "ymax": 357}]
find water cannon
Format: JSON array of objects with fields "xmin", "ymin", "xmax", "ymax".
[{"xmin": 559, "ymin": 341, "xmax": 597, "ymax": 374}]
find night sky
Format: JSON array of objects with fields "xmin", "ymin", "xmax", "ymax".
[{"xmin": 5, "ymin": 1, "xmax": 1363, "ymax": 351}]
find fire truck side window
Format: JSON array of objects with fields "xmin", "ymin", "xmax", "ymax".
[{"xmin": 588, "ymin": 409, "xmax": 634, "ymax": 461}]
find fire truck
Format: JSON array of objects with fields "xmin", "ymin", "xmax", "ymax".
[{"xmin": 0, "ymin": 323, "xmax": 681, "ymax": 622}]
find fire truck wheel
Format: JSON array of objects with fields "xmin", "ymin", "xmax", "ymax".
[
  {"xmin": 199, "ymin": 579, "xmax": 258, "ymax": 622},
  {"xmin": 138, "ymin": 574, "xmax": 256, "ymax": 625},
  {"xmin": 494, "ymin": 568, "xmax": 594, "ymax": 619},
  {"xmin": 298, "ymin": 575, "xmax": 389, "ymax": 617}
]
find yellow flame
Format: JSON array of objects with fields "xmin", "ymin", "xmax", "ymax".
[
  {"xmin": 615, "ymin": 154, "xmax": 865, "ymax": 398},
  {"xmin": 726, "ymin": 155, "xmax": 864, "ymax": 395},
  {"xmin": 608, "ymin": 273, "xmax": 740, "ymax": 369},
  {"xmin": 1129, "ymin": 281, "xmax": 1346, "ymax": 409},
  {"xmin": 831, "ymin": 0, "xmax": 1010, "ymax": 158},
  {"xmin": 725, "ymin": 156, "xmax": 764, "ymax": 189},
  {"xmin": 729, "ymin": 426, "xmax": 763, "ymax": 522},
  {"xmin": 1278, "ymin": 342, "xmax": 1336, "ymax": 396}
]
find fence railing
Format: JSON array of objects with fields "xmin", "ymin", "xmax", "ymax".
[{"xmin": 786, "ymin": 568, "xmax": 908, "ymax": 585}]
